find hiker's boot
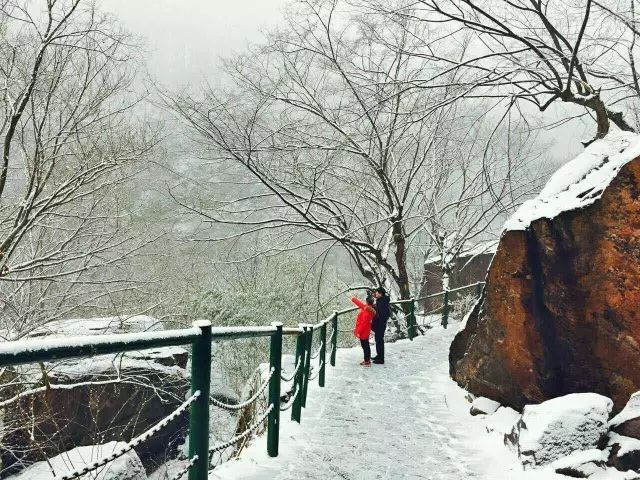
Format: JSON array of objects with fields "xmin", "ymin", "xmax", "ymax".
[
  {"xmin": 372, "ymin": 359, "xmax": 385, "ymax": 365},
  {"xmin": 359, "ymin": 360, "xmax": 371, "ymax": 367}
]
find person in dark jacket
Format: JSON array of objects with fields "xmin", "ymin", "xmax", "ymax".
[{"xmin": 371, "ymin": 287, "xmax": 390, "ymax": 364}]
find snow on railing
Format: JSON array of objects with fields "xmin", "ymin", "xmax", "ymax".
[
  {"xmin": 0, "ymin": 327, "xmax": 202, "ymax": 360},
  {"xmin": 280, "ymin": 387, "xmax": 299, "ymax": 412},
  {"xmin": 280, "ymin": 360, "xmax": 302, "ymax": 382}
]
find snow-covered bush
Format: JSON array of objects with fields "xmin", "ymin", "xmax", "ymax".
[
  {"xmin": 180, "ymin": 254, "xmax": 345, "ymax": 394},
  {"xmin": 450, "ymin": 293, "xmax": 478, "ymax": 320}
]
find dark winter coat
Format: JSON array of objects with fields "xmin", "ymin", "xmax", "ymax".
[{"xmin": 372, "ymin": 295, "xmax": 390, "ymax": 332}]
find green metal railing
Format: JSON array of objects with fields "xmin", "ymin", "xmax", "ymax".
[
  {"xmin": 0, "ymin": 281, "xmax": 484, "ymax": 479},
  {"xmin": 412, "ymin": 281, "xmax": 485, "ymax": 330}
]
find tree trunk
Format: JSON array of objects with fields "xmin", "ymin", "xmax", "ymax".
[
  {"xmin": 561, "ymin": 90, "xmax": 636, "ymax": 145},
  {"xmin": 392, "ymin": 220, "xmax": 411, "ymax": 304}
]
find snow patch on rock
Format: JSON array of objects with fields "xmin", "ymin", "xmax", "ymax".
[
  {"xmin": 504, "ymin": 131, "xmax": 640, "ymax": 231},
  {"xmin": 517, "ymin": 393, "xmax": 613, "ymax": 468},
  {"xmin": 611, "ymin": 392, "xmax": 640, "ymax": 429},
  {"xmin": 610, "ymin": 432, "xmax": 640, "ymax": 457},
  {"xmin": 551, "ymin": 449, "xmax": 608, "ymax": 478},
  {"xmin": 470, "ymin": 396, "xmax": 501, "ymax": 416},
  {"xmin": 10, "ymin": 442, "xmax": 146, "ymax": 480},
  {"xmin": 484, "ymin": 406, "xmax": 520, "ymax": 436},
  {"xmin": 28, "ymin": 315, "xmax": 162, "ymax": 338}
]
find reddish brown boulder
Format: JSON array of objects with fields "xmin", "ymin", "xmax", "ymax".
[{"xmin": 450, "ymin": 133, "xmax": 640, "ymax": 412}]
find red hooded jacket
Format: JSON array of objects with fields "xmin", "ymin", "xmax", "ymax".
[{"xmin": 351, "ymin": 297, "xmax": 375, "ymax": 340}]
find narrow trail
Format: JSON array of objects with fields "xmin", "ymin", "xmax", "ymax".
[{"xmin": 211, "ymin": 325, "xmax": 504, "ymax": 480}]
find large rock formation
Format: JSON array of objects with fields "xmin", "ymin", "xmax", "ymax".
[
  {"xmin": 450, "ymin": 132, "xmax": 640, "ymax": 412},
  {"xmin": 0, "ymin": 317, "xmax": 190, "ymax": 475}
]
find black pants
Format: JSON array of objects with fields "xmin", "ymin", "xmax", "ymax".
[
  {"xmin": 360, "ymin": 339, "xmax": 371, "ymax": 361},
  {"xmin": 374, "ymin": 329, "xmax": 385, "ymax": 362}
]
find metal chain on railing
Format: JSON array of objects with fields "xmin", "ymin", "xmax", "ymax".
[
  {"xmin": 279, "ymin": 387, "xmax": 299, "ymax": 412},
  {"xmin": 280, "ymin": 361, "xmax": 302, "ymax": 383},
  {"xmin": 56, "ymin": 391, "xmax": 201, "ymax": 480},
  {"xmin": 167, "ymin": 455, "xmax": 198, "ymax": 480},
  {"xmin": 208, "ymin": 404, "xmax": 274, "ymax": 454},
  {"xmin": 209, "ymin": 368, "xmax": 274, "ymax": 411},
  {"xmin": 308, "ymin": 361, "xmax": 324, "ymax": 381},
  {"xmin": 310, "ymin": 341, "xmax": 324, "ymax": 359}
]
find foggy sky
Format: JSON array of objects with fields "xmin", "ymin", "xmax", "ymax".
[
  {"xmin": 102, "ymin": 0, "xmax": 288, "ymax": 87},
  {"xmin": 102, "ymin": 0, "xmax": 585, "ymax": 162}
]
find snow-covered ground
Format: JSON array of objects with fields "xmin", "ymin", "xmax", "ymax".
[{"xmin": 209, "ymin": 323, "xmax": 560, "ymax": 480}]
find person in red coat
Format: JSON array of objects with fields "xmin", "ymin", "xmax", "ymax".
[{"xmin": 352, "ymin": 296, "xmax": 375, "ymax": 366}]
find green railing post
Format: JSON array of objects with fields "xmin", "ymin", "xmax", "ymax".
[
  {"xmin": 319, "ymin": 323, "xmax": 327, "ymax": 387},
  {"xmin": 330, "ymin": 312, "xmax": 338, "ymax": 367},
  {"xmin": 441, "ymin": 290, "xmax": 450, "ymax": 329},
  {"xmin": 188, "ymin": 320, "xmax": 212, "ymax": 480},
  {"xmin": 475, "ymin": 281, "xmax": 482, "ymax": 299},
  {"xmin": 301, "ymin": 325, "xmax": 313, "ymax": 408},
  {"xmin": 291, "ymin": 332, "xmax": 304, "ymax": 423},
  {"xmin": 407, "ymin": 298, "xmax": 417, "ymax": 340},
  {"xmin": 267, "ymin": 322, "xmax": 282, "ymax": 457}
]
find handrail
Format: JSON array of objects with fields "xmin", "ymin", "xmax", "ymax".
[
  {"xmin": 0, "ymin": 327, "xmax": 203, "ymax": 366},
  {"xmin": 336, "ymin": 306, "xmax": 358, "ymax": 316},
  {"xmin": 0, "ymin": 281, "xmax": 484, "ymax": 480},
  {"xmin": 0, "ymin": 323, "xmax": 283, "ymax": 366},
  {"xmin": 283, "ymin": 327, "xmax": 304, "ymax": 336},
  {"xmin": 415, "ymin": 281, "xmax": 485, "ymax": 302}
]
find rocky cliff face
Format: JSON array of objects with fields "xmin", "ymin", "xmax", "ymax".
[
  {"xmin": 0, "ymin": 317, "xmax": 190, "ymax": 475},
  {"xmin": 450, "ymin": 132, "xmax": 640, "ymax": 412}
]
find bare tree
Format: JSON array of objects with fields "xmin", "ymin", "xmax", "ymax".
[
  {"xmin": 387, "ymin": 0, "xmax": 640, "ymax": 143},
  {"xmin": 411, "ymin": 102, "xmax": 549, "ymax": 289},
  {"xmin": 164, "ymin": 0, "xmax": 540, "ymax": 301},
  {"xmin": 0, "ymin": 0, "xmax": 158, "ymax": 337}
]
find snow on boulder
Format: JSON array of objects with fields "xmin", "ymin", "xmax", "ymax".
[
  {"xmin": 514, "ymin": 393, "xmax": 613, "ymax": 468},
  {"xmin": 484, "ymin": 406, "xmax": 520, "ymax": 436},
  {"xmin": 10, "ymin": 442, "xmax": 146, "ymax": 480},
  {"xmin": 505, "ymin": 132, "xmax": 640, "ymax": 231},
  {"xmin": 609, "ymin": 433, "xmax": 640, "ymax": 473},
  {"xmin": 551, "ymin": 449, "xmax": 608, "ymax": 478},
  {"xmin": 27, "ymin": 315, "xmax": 162, "ymax": 338},
  {"xmin": 450, "ymin": 132, "xmax": 640, "ymax": 411},
  {"xmin": 611, "ymin": 392, "xmax": 640, "ymax": 440},
  {"xmin": 470, "ymin": 396, "xmax": 501, "ymax": 416}
]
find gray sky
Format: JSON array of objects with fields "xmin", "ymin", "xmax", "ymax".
[
  {"xmin": 102, "ymin": 0, "xmax": 585, "ymax": 163},
  {"xmin": 103, "ymin": 0, "xmax": 288, "ymax": 86}
]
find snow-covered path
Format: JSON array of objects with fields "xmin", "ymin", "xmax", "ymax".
[{"xmin": 210, "ymin": 325, "xmax": 518, "ymax": 480}]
